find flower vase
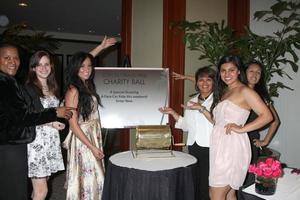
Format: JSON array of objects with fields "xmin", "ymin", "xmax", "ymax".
[{"xmin": 255, "ymin": 176, "xmax": 277, "ymax": 195}]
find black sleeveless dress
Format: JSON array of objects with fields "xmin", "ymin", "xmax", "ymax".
[{"xmin": 243, "ymin": 110, "xmax": 260, "ymax": 186}]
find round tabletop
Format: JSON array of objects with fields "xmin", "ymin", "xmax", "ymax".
[{"xmin": 109, "ymin": 150, "xmax": 197, "ymax": 171}]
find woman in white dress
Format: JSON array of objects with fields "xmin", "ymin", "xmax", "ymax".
[{"xmin": 26, "ymin": 51, "xmax": 65, "ymax": 200}]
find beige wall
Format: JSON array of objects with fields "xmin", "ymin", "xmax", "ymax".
[
  {"xmin": 131, "ymin": 0, "xmax": 227, "ymax": 100},
  {"xmin": 130, "ymin": 0, "xmax": 227, "ymax": 149},
  {"xmin": 131, "ymin": 0, "xmax": 163, "ymax": 67},
  {"xmin": 184, "ymin": 0, "xmax": 227, "ymax": 103}
]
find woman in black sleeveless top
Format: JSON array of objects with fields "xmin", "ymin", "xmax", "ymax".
[{"xmin": 243, "ymin": 60, "xmax": 280, "ymax": 186}]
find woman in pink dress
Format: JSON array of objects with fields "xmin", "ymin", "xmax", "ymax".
[{"xmin": 208, "ymin": 55, "xmax": 273, "ymax": 200}]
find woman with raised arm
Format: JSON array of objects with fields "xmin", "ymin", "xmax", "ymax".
[
  {"xmin": 89, "ymin": 36, "xmax": 117, "ymax": 57},
  {"xmin": 64, "ymin": 52, "xmax": 104, "ymax": 200},
  {"xmin": 160, "ymin": 66, "xmax": 215, "ymax": 200},
  {"xmin": 63, "ymin": 36, "xmax": 116, "ymax": 200}
]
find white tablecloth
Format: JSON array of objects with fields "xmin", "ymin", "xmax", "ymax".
[
  {"xmin": 243, "ymin": 168, "xmax": 300, "ymax": 200},
  {"xmin": 109, "ymin": 150, "xmax": 197, "ymax": 171}
]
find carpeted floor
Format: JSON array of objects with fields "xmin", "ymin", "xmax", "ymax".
[
  {"xmin": 44, "ymin": 131, "xmax": 119, "ymax": 200},
  {"xmin": 47, "ymin": 171, "xmax": 66, "ymax": 200}
]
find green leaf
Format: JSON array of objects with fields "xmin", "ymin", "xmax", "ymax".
[
  {"xmin": 254, "ymin": 11, "xmax": 271, "ymax": 20},
  {"xmin": 271, "ymin": 1, "xmax": 288, "ymax": 16},
  {"xmin": 284, "ymin": 12, "xmax": 298, "ymax": 25},
  {"xmin": 264, "ymin": 16, "xmax": 280, "ymax": 23},
  {"xmin": 286, "ymin": 60, "xmax": 299, "ymax": 72},
  {"xmin": 176, "ymin": 0, "xmax": 300, "ymax": 98}
]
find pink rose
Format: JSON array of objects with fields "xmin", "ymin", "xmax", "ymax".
[
  {"xmin": 257, "ymin": 162, "xmax": 268, "ymax": 169},
  {"xmin": 265, "ymin": 158, "xmax": 274, "ymax": 166},
  {"xmin": 248, "ymin": 157, "xmax": 283, "ymax": 178},
  {"xmin": 256, "ymin": 168, "xmax": 263, "ymax": 176},
  {"xmin": 249, "ymin": 165, "xmax": 257, "ymax": 173},
  {"xmin": 263, "ymin": 167, "xmax": 273, "ymax": 177},
  {"xmin": 272, "ymin": 169, "xmax": 282, "ymax": 177},
  {"xmin": 271, "ymin": 160, "xmax": 281, "ymax": 169}
]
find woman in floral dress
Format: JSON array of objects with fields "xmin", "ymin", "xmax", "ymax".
[
  {"xmin": 63, "ymin": 36, "xmax": 115, "ymax": 200},
  {"xmin": 63, "ymin": 51, "xmax": 106, "ymax": 199},
  {"xmin": 26, "ymin": 51, "xmax": 65, "ymax": 200}
]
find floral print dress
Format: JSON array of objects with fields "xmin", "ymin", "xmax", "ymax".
[
  {"xmin": 27, "ymin": 95, "xmax": 64, "ymax": 178},
  {"xmin": 63, "ymin": 96, "xmax": 105, "ymax": 200}
]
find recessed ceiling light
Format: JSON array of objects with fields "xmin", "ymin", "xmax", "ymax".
[
  {"xmin": 88, "ymin": 30, "xmax": 95, "ymax": 33},
  {"xmin": 18, "ymin": 2, "xmax": 28, "ymax": 7}
]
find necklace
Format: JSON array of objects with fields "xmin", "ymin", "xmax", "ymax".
[{"xmin": 198, "ymin": 93, "xmax": 211, "ymax": 104}]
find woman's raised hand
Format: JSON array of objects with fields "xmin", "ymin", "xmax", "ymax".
[
  {"xmin": 100, "ymin": 36, "xmax": 117, "ymax": 49},
  {"xmin": 172, "ymin": 72, "xmax": 195, "ymax": 82},
  {"xmin": 172, "ymin": 72, "xmax": 186, "ymax": 80},
  {"xmin": 159, "ymin": 107, "xmax": 175, "ymax": 115}
]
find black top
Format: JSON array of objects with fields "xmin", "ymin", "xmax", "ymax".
[
  {"xmin": 247, "ymin": 110, "xmax": 260, "ymax": 164},
  {"xmin": 0, "ymin": 71, "xmax": 57, "ymax": 144}
]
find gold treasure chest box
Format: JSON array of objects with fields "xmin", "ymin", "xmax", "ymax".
[{"xmin": 132, "ymin": 125, "xmax": 184, "ymax": 158}]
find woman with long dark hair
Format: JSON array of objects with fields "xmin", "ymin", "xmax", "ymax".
[
  {"xmin": 25, "ymin": 50, "xmax": 65, "ymax": 200},
  {"xmin": 209, "ymin": 55, "xmax": 273, "ymax": 200},
  {"xmin": 243, "ymin": 60, "xmax": 280, "ymax": 185},
  {"xmin": 63, "ymin": 52, "xmax": 105, "ymax": 199}
]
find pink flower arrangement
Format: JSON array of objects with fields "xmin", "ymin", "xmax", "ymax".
[{"xmin": 248, "ymin": 157, "xmax": 283, "ymax": 178}]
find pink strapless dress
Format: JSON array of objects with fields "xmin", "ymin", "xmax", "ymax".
[{"xmin": 209, "ymin": 100, "xmax": 251, "ymax": 190}]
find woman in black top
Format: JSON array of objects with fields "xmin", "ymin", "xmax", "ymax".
[
  {"xmin": 0, "ymin": 43, "xmax": 73, "ymax": 200},
  {"xmin": 243, "ymin": 60, "xmax": 280, "ymax": 186}
]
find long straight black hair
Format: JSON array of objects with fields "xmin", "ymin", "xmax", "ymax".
[
  {"xmin": 211, "ymin": 55, "xmax": 248, "ymax": 112},
  {"xmin": 65, "ymin": 52, "xmax": 101, "ymax": 121},
  {"xmin": 245, "ymin": 60, "xmax": 272, "ymax": 104}
]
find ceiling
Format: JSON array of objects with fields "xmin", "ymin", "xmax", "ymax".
[{"xmin": 0, "ymin": 0, "xmax": 122, "ymax": 38}]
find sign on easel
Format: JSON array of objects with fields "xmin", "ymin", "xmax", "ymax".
[{"xmin": 94, "ymin": 67, "xmax": 169, "ymax": 128}]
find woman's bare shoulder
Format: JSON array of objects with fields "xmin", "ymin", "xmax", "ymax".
[
  {"xmin": 240, "ymin": 85, "xmax": 256, "ymax": 95},
  {"xmin": 66, "ymin": 85, "xmax": 78, "ymax": 94},
  {"xmin": 65, "ymin": 85, "xmax": 79, "ymax": 99}
]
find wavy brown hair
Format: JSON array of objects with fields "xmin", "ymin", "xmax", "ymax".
[{"xmin": 26, "ymin": 50, "xmax": 59, "ymax": 98}]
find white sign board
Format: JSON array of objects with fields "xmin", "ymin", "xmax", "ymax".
[{"xmin": 94, "ymin": 67, "xmax": 169, "ymax": 128}]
